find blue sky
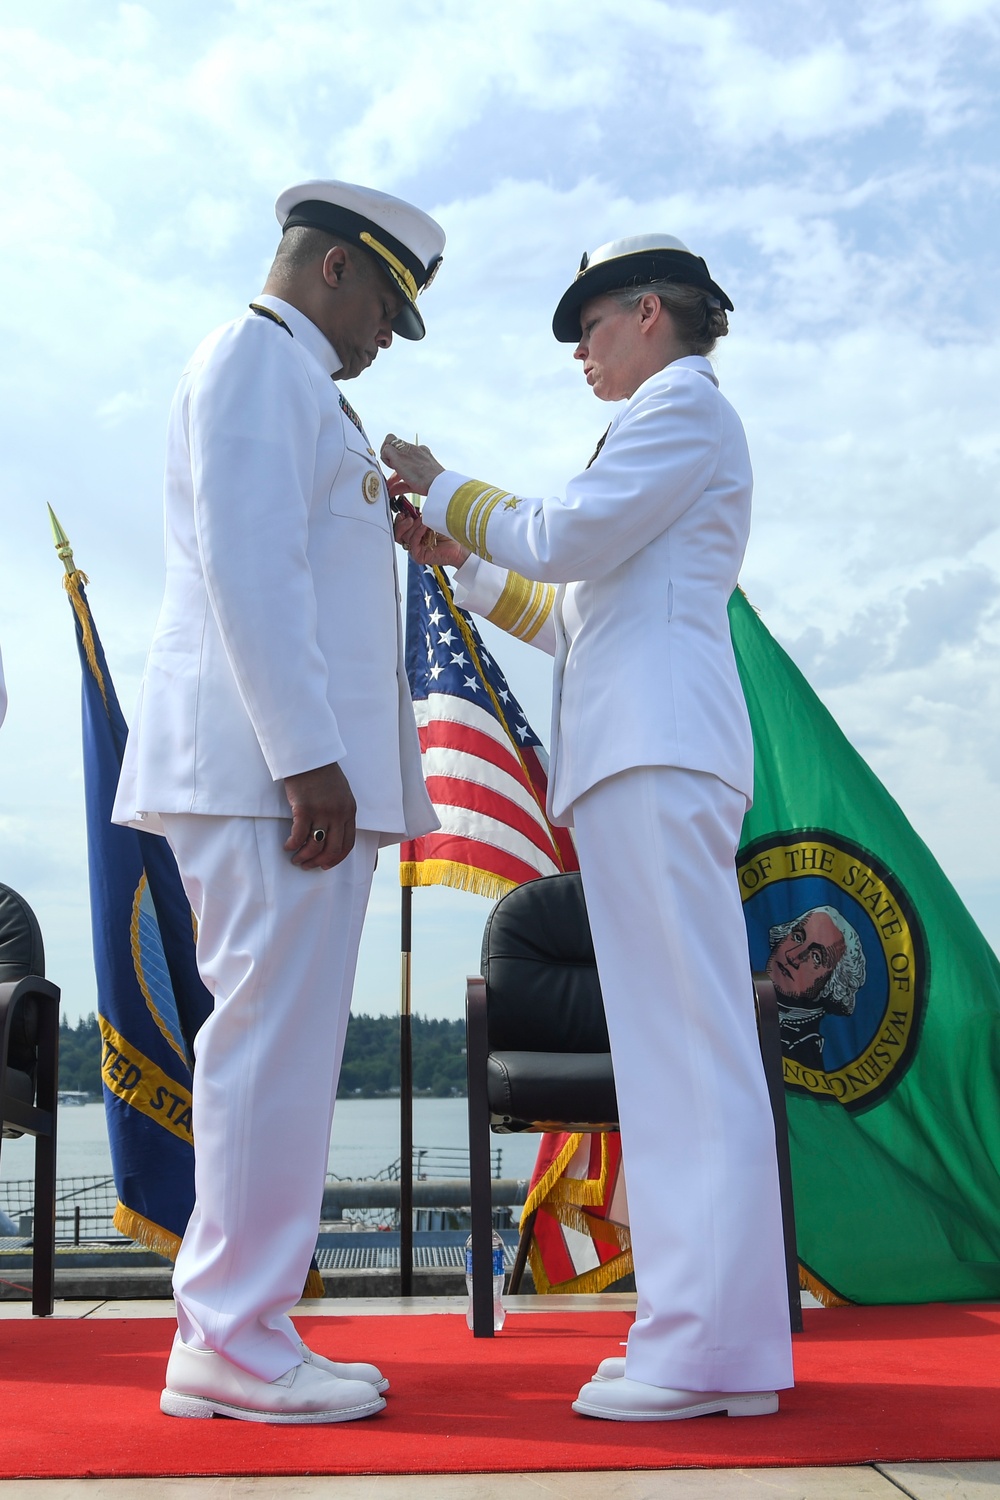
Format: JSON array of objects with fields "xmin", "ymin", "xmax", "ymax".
[{"xmin": 2, "ymin": 0, "xmax": 999, "ymax": 1022}]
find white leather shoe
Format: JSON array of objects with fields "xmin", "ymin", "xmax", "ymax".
[
  {"xmin": 161, "ymin": 1340, "xmax": 386, "ymax": 1423},
  {"xmin": 592, "ymin": 1356, "xmax": 626, "ymax": 1381},
  {"xmin": 573, "ymin": 1376, "xmax": 778, "ymax": 1422},
  {"xmin": 300, "ymin": 1341, "xmax": 390, "ymax": 1393}
]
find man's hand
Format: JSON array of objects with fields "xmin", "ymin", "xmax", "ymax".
[
  {"xmin": 283, "ymin": 761, "xmax": 357, "ymax": 870},
  {"xmin": 393, "ymin": 511, "xmax": 470, "ymax": 569},
  {"xmin": 381, "ymin": 434, "xmax": 445, "ymax": 496}
]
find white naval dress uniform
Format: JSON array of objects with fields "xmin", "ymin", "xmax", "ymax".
[
  {"xmin": 423, "ymin": 355, "xmax": 794, "ymax": 1393},
  {"xmin": 113, "ymin": 293, "xmax": 437, "ymax": 1382}
]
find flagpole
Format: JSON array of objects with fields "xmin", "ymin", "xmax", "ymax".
[
  {"xmin": 398, "ymin": 449, "xmax": 419, "ymax": 1298},
  {"xmin": 399, "ymin": 882, "xmax": 414, "ymax": 1296}
]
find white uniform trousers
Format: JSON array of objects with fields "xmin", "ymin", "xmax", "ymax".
[
  {"xmin": 571, "ymin": 766, "xmax": 794, "ymax": 1393},
  {"xmin": 160, "ymin": 813, "xmax": 378, "ymax": 1382}
]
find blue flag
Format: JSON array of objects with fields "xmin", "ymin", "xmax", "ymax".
[{"xmin": 63, "ymin": 566, "xmax": 212, "ymax": 1255}]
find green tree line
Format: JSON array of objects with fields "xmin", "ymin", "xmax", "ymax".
[
  {"xmin": 59, "ymin": 1014, "xmax": 102, "ymax": 1094},
  {"xmin": 57, "ymin": 1011, "xmax": 467, "ymax": 1099}
]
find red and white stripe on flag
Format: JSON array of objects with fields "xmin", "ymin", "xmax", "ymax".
[
  {"xmin": 400, "ymin": 561, "xmax": 630, "ymax": 1295},
  {"xmin": 401, "ymin": 561, "xmax": 576, "ymax": 897},
  {"xmin": 522, "ymin": 1132, "xmax": 632, "ymax": 1295}
]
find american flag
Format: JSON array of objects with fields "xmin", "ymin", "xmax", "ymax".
[
  {"xmin": 400, "ymin": 560, "xmax": 577, "ymax": 896},
  {"xmin": 522, "ymin": 1131, "xmax": 632, "ymax": 1295}
]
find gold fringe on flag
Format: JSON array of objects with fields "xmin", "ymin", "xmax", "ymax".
[
  {"xmin": 399, "ymin": 858, "xmax": 517, "ymax": 901},
  {"xmin": 520, "ymin": 1132, "xmax": 611, "ymax": 1224},
  {"xmin": 519, "ymin": 1133, "xmax": 583, "ymax": 1223},
  {"xmin": 519, "ymin": 1135, "xmax": 627, "ymax": 1294},
  {"xmin": 302, "ymin": 1267, "xmax": 326, "ymax": 1300},
  {"xmin": 799, "ymin": 1261, "xmax": 851, "ymax": 1306},
  {"xmin": 115, "ymin": 1202, "xmax": 329, "ymax": 1302},
  {"xmin": 526, "ymin": 1197, "xmax": 634, "ymax": 1296},
  {"xmin": 113, "ymin": 1202, "xmax": 183, "ymax": 1260}
]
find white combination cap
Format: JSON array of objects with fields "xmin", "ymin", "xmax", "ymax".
[
  {"xmin": 274, "ymin": 179, "xmax": 446, "ymax": 341},
  {"xmin": 551, "ymin": 233, "xmax": 732, "ymax": 343}
]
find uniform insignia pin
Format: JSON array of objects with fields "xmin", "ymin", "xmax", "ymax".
[{"xmin": 363, "ymin": 470, "xmax": 382, "ymax": 504}]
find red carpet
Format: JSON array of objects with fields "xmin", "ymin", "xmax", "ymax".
[{"xmin": 2, "ymin": 1304, "xmax": 999, "ymax": 1478}]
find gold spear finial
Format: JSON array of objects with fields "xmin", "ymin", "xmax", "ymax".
[
  {"xmin": 48, "ymin": 505, "xmax": 76, "ymax": 576},
  {"xmin": 48, "ymin": 505, "xmax": 107, "ymax": 705}
]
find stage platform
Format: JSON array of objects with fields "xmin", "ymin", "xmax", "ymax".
[{"xmin": 1, "ymin": 1295, "xmax": 998, "ymax": 1498}]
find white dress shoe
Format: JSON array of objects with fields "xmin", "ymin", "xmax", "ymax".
[
  {"xmin": 592, "ymin": 1356, "xmax": 626, "ymax": 1381},
  {"xmin": 300, "ymin": 1341, "xmax": 390, "ymax": 1393},
  {"xmin": 573, "ymin": 1376, "xmax": 778, "ymax": 1422},
  {"xmin": 161, "ymin": 1340, "xmax": 386, "ymax": 1423}
]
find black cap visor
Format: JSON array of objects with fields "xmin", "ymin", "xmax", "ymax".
[
  {"xmin": 283, "ymin": 200, "xmax": 428, "ymax": 341},
  {"xmin": 552, "ymin": 248, "xmax": 733, "ymax": 343}
]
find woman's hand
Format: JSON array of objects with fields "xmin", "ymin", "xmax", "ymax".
[
  {"xmin": 381, "ymin": 434, "xmax": 445, "ymax": 496},
  {"xmin": 393, "ymin": 511, "xmax": 470, "ymax": 569}
]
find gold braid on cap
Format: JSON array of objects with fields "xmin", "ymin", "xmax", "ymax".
[{"xmin": 360, "ymin": 232, "xmax": 418, "ymax": 302}]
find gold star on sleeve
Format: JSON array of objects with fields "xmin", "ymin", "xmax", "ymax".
[{"xmin": 446, "ymin": 479, "xmax": 526, "ymax": 559}]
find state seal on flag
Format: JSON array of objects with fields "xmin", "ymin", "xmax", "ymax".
[{"xmin": 737, "ymin": 831, "xmax": 927, "ymax": 1112}]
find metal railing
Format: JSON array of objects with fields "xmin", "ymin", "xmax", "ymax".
[
  {"xmin": 1, "ymin": 1145, "xmax": 510, "ymax": 1241},
  {"xmin": 0, "ymin": 1175, "xmax": 120, "ymax": 1243},
  {"xmin": 355, "ymin": 1145, "xmax": 503, "ymax": 1183}
]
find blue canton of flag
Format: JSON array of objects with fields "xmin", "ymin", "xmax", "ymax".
[
  {"xmin": 400, "ymin": 561, "xmax": 577, "ymax": 897},
  {"xmin": 62, "ymin": 566, "xmax": 213, "ymax": 1256}
]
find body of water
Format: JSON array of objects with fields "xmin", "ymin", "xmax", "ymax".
[{"xmin": 0, "ymin": 1098, "xmax": 544, "ymax": 1186}]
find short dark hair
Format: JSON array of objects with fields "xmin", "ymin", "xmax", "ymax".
[{"xmin": 267, "ymin": 226, "xmax": 383, "ymax": 287}]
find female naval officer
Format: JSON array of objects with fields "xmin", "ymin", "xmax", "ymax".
[{"xmin": 382, "ymin": 235, "xmax": 794, "ymax": 1422}]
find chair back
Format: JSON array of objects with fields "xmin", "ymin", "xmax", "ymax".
[
  {"xmin": 480, "ymin": 873, "xmax": 610, "ymax": 1052},
  {"xmin": 0, "ymin": 883, "xmax": 45, "ymax": 1079}
]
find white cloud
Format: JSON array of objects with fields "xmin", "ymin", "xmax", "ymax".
[{"xmin": 1, "ymin": 0, "xmax": 1000, "ymax": 1018}]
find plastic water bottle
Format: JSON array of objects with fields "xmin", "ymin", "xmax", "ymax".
[{"xmin": 465, "ymin": 1229, "xmax": 506, "ymax": 1330}]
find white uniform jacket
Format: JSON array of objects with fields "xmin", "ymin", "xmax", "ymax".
[
  {"xmin": 113, "ymin": 294, "xmax": 437, "ymax": 845},
  {"xmin": 421, "ymin": 356, "xmax": 753, "ymax": 824}
]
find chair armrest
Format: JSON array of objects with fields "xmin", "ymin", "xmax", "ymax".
[
  {"xmin": 0, "ymin": 976, "xmax": 60, "ymax": 1035},
  {"xmin": 465, "ymin": 976, "xmax": 488, "ymax": 1077},
  {"xmin": 0, "ymin": 976, "xmax": 61, "ymax": 1130}
]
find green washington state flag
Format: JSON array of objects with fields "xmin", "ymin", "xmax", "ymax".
[{"xmin": 730, "ymin": 588, "xmax": 1000, "ymax": 1305}]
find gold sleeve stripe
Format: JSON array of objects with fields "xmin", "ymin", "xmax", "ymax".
[
  {"xmin": 487, "ymin": 571, "xmax": 555, "ymax": 642},
  {"xmin": 446, "ymin": 480, "xmax": 515, "ymax": 561}
]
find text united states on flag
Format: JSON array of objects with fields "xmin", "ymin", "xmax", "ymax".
[{"xmin": 400, "ymin": 561, "xmax": 577, "ymax": 897}]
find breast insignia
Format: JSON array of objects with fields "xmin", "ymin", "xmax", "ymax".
[{"xmin": 363, "ymin": 470, "xmax": 382, "ymax": 504}]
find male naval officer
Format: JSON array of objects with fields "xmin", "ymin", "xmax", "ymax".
[{"xmin": 112, "ymin": 181, "xmax": 444, "ymax": 1424}]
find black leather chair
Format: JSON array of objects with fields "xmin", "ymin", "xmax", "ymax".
[
  {"xmin": 0, "ymin": 883, "xmax": 60, "ymax": 1315},
  {"xmin": 466, "ymin": 871, "xmax": 802, "ymax": 1337}
]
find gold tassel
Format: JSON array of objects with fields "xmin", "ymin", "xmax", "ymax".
[
  {"xmin": 113, "ymin": 1202, "xmax": 182, "ymax": 1260},
  {"xmin": 799, "ymin": 1263, "xmax": 851, "ymax": 1306},
  {"xmin": 63, "ymin": 569, "xmax": 109, "ymax": 711}
]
